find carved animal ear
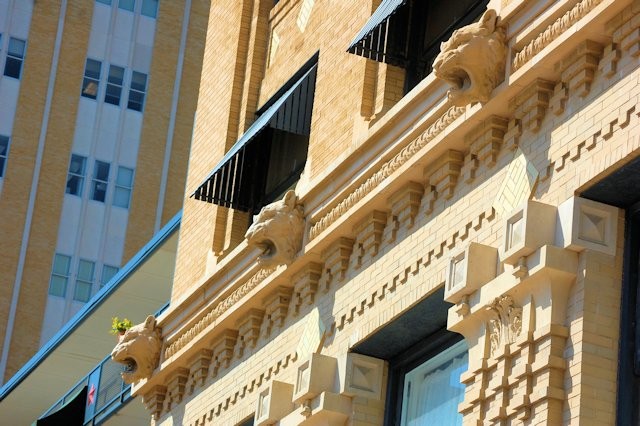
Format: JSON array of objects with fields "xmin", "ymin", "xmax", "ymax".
[
  {"xmin": 144, "ymin": 315, "xmax": 156, "ymax": 330},
  {"xmin": 283, "ymin": 190, "xmax": 297, "ymax": 208},
  {"xmin": 480, "ymin": 9, "xmax": 497, "ymax": 32}
]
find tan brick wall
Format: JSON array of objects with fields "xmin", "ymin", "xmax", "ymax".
[
  {"xmin": 0, "ymin": 1, "xmax": 92, "ymax": 380},
  {"xmin": 123, "ymin": 0, "xmax": 204, "ymax": 261},
  {"xmin": 156, "ymin": 0, "xmax": 639, "ymax": 423}
]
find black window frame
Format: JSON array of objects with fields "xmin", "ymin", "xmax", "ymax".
[{"xmin": 384, "ymin": 328, "xmax": 465, "ymax": 426}]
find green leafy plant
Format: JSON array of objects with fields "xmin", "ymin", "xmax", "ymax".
[{"xmin": 111, "ymin": 317, "xmax": 133, "ymax": 335}]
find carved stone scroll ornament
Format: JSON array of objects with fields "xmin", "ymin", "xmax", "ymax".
[
  {"xmin": 111, "ymin": 315, "xmax": 162, "ymax": 384},
  {"xmin": 486, "ymin": 295, "xmax": 522, "ymax": 356},
  {"xmin": 245, "ymin": 190, "xmax": 305, "ymax": 267},
  {"xmin": 433, "ymin": 9, "xmax": 507, "ymax": 107}
]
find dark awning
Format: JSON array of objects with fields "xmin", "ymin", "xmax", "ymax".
[
  {"xmin": 36, "ymin": 386, "xmax": 87, "ymax": 425},
  {"xmin": 347, "ymin": 0, "xmax": 407, "ymax": 64},
  {"xmin": 191, "ymin": 60, "xmax": 317, "ymax": 211}
]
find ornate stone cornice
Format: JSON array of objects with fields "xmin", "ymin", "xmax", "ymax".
[
  {"xmin": 512, "ymin": 0, "xmax": 605, "ymax": 71},
  {"xmin": 164, "ymin": 266, "xmax": 276, "ymax": 359},
  {"xmin": 308, "ymin": 106, "xmax": 465, "ymax": 240}
]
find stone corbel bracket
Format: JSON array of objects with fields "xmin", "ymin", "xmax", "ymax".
[{"xmin": 448, "ymin": 243, "xmax": 578, "ymax": 361}]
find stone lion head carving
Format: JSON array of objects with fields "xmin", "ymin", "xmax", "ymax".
[
  {"xmin": 245, "ymin": 190, "xmax": 304, "ymax": 267},
  {"xmin": 111, "ymin": 315, "xmax": 162, "ymax": 384},
  {"xmin": 433, "ymin": 9, "xmax": 507, "ymax": 106}
]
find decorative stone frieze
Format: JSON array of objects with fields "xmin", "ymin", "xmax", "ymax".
[
  {"xmin": 557, "ymin": 196, "xmax": 619, "ymax": 255},
  {"xmin": 611, "ymin": 6, "xmax": 640, "ymax": 57},
  {"xmin": 308, "ymin": 106, "xmax": 465, "ymax": 240},
  {"xmin": 349, "ymin": 210, "xmax": 387, "ymax": 270},
  {"xmin": 291, "ymin": 263, "xmax": 322, "ymax": 316},
  {"xmin": 318, "ymin": 237, "xmax": 354, "ymax": 292},
  {"xmin": 245, "ymin": 190, "xmax": 304, "ymax": 267},
  {"xmin": 555, "ymin": 40, "xmax": 603, "ymax": 98},
  {"xmin": 210, "ymin": 330, "xmax": 238, "ymax": 378},
  {"xmin": 262, "ymin": 287, "xmax": 293, "ymax": 338},
  {"xmin": 512, "ymin": 0, "xmax": 605, "ymax": 71},
  {"xmin": 110, "ymin": 315, "xmax": 162, "ymax": 385},
  {"xmin": 501, "ymin": 200, "xmax": 556, "ymax": 265},
  {"xmin": 163, "ymin": 266, "xmax": 276, "ymax": 359},
  {"xmin": 235, "ymin": 309, "xmax": 264, "ymax": 358},
  {"xmin": 508, "ymin": 79, "xmax": 554, "ymax": 132},
  {"xmin": 433, "ymin": 9, "xmax": 507, "ymax": 106}
]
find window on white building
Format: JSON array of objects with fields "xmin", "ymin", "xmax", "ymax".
[
  {"xmin": 0, "ymin": 135, "xmax": 9, "ymax": 178},
  {"xmin": 127, "ymin": 71, "xmax": 147, "ymax": 112},
  {"xmin": 118, "ymin": 0, "xmax": 135, "ymax": 12},
  {"xmin": 141, "ymin": 0, "xmax": 158, "ymax": 18},
  {"xmin": 100, "ymin": 265, "xmax": 119, "ymax": 287},
  {"xmin": 105, "ymin": 64, "xmax": 125, "ymax": 106},
  {"xmin": 73, "ymin": 259, "xmax": 95, "ymax": 302},
  {"xmin": 49, "ymin": 254, "xmax": 71, "ymax": 297},
  {"xmin": 113, "ymin": 166, "xmax": 134, "ymax": 208},
  {"xmin": 66, "ymin": 154, "xmax": 87, "ymax": 196},
  {"xmin": 91, "ymin": 160, "xmax": 110, "ymax": 202},
  {"xmin": 81, "ymin": 58, "xmax": 102, "ymax": 99},
  {"xmin": 96, "ymin": 0, "xmax": 112, "ymax": 5},
  {"xmin": 4, "ymin": 37, "xmax": 26, "ymax": 79}
]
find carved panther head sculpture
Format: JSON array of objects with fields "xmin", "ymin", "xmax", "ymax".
[
  {"xmin": 111, "ymin": 315, "xmax": 162, "ymax": 384},
  {"xmin": 245, "ymin": 190, "xmax": 304, "ymax": 268},
  {"xmin": 433, "ymin": 9, "xmax": 507, "ymax": 107}
]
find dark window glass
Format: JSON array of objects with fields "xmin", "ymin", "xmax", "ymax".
[
  {"xmin": 91, "ymin": 160, "xmax": 110, "ymax": 202},
  {"xmin": 141, "ymin": 0, "xmax": 158, "ymax": 18},
  {"xmin": 118, "ymin": 0, "xmax": 135, "ymax": 11},
  {"xmin": 66, "ymin": 154, "xmax": 87, "ymax": 196},
  {"xmin": 0, "ymin": 135, "xmax": 9, "ymax": 178},
  {"xmin": 105, "ymin": 65, "xmax": 124, "ymax": 105},
  {"xmin": 82, "ymin": 58, "xmax": 102, "ymax": 99},
  {"xmin": 4, "ymin": 37, "xmax": 26, "ymax": 79},
  {"xmin": 127, "ymin": 71, "xmax": 147, "ymax": 111}
]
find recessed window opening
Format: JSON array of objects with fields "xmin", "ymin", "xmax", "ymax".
[
  {"xmin": 81, "ymin": 59, "xmax": 102, "ymax": 99},
  {"xmin": 347, "ymin": 0, "xmax": 488, "ymax": 94},
  {"xmin": 100, "ymin": 265, "xmax": 119, "ymax": 287},
  {"xmin": 105, "ymin": 65, "xmax": 125, "ymax": 106},
  {"xmin": 192, "ymin": 54, "xmax": 318, "ymax": 217},
  {"xmin": 91, "ymin": 160, "xmax": 110, "ymax": 202},
  {"xmin": 4, "ymin": 37, "xmax": 26, "ymax": 79},
  {"xmin": 0, "ymin": 135, "xmax": 10, "ymax": 178},
  {"xmin": 113, "ymin": 166, "xmax": 134, "ymax": 208},
  {"xmin": 49, "ymin": 254, "xmax": 71, "ymax": 297},
  {"xmin": 73, "ymin": 259, "xmax": 95, "ymax": 302},
  {"xmin": 66, "ymin": 154, "xmax": 87, "ymax": 196},
  {"xmin": 127, "ymin": 71, "xmax": 147, "ymax": 112}
]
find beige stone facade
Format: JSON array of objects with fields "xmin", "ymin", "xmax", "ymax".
[{"xmin": 134, "ymin": 0, "xmax": 640, "ymax": 424}]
